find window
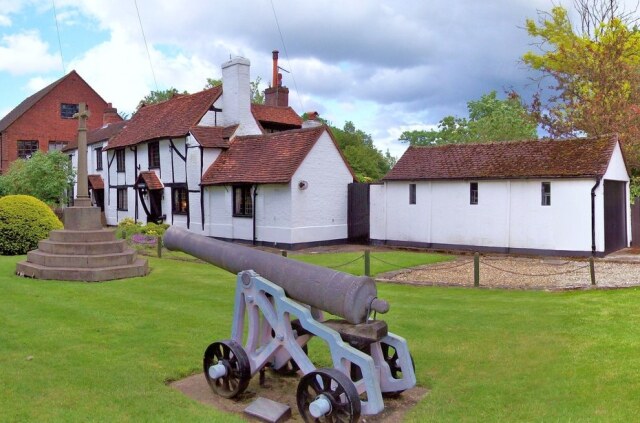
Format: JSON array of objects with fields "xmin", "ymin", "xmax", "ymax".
[
  {"xmin": 60, "ymin": 103, "xmax": 79, "ymax": 119},
  {"xmin": 17, "ymin": 140, "xmax": 39, "ymax": 159},
  {"xmin": 233, "ymin": 186, "xmax": 253, "ymax": 217},
  {"xmin": 95, "ymin": 147, "xmax": 103, "ymax": 170},
  {"xmin": 409, "ymin": 183, "xmax": 416, "ymax": 205},
  {"xmin": 172, "ymin": 187, "xmax": 189, "ymax": 214},
  {"xmin": 541, "ymin": 182, "xmax": 551, "ymax": 206},
  {"xmin": 116, "ymin": 149, "xmax": 125, "ymax": 172},
  {"xmin": 48, "ymin": 140, "xmax": 68, "ymax": 151},
  {"xmin": 470, "ymin": 182, "xmax": 478, "ymax": 205},
  {"xmin": 117, "ymin": 188, "xmax": 128, "ymax": 210},
  {"xmin": 148, "ymin": 141, "xmax": 160, "ymax": 169}
]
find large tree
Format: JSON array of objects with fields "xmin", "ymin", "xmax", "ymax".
[
  {"xmin": 523, "ymin": 1, "xmax": 640, "ymax": 169},
  {"xmin": 0, "ymin": 151, "xmax": 75, "ymax": 206},
  {"xmin": 400, "ymin": 91, "xmax": 537, "ymax": 146}
]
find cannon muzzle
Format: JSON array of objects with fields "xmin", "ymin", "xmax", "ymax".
[{"xmin": 163, "ymin": 227, "xmax": 389, "ymax": 324}]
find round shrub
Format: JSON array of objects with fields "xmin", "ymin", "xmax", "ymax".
[{"xmin": 0, "ymin": 195, "xmax": 63, "ymax": 255}]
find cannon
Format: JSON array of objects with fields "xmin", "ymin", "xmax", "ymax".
[{"xmin": 164, "ymin": 227, "xmax": 416, "ymax": 422}]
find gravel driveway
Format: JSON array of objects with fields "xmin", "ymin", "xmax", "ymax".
[{"xmin": 380, "ymin": 254, "xmax": 640, "ymax": 290}]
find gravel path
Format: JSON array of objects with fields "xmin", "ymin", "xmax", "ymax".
[{"xmin": 380, "ymin": 256, "xmax": 640, "ymax": 290}]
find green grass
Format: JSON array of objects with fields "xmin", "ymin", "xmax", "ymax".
[
  {"xmin": 290, "ymin": 250, "xmax": 452, "ymax": 276},
  {"xmin": 2, "ymin": 253, "xmax": 640, "ymax": 421}
]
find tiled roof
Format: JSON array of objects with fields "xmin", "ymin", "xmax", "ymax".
[
  {"xmin": 106, "ymin": 87, "xmax": 222, "ymax": 150},
  {"xmin": 64, "ymin": 121, "xmax": 127, "ymax": 151},
  {"xmin": 189, "ymin": 124, "xmax": 238, "ymax": 148},
  {"xmin": 87, "ymin": 174, "xmax": 104, "ymax": 190},
  {"xmin": 251, "ymin": 104, "xmax": 302, "ymax": 127},
  {"xmin": 202, "ymin": 126, "xmax": 328, "ymax": 185},
  {"xmin": 383, "ymin": 135, "xmax": 621, "ymax": 181},
  {"xmin": 0, "ymin": 70, "xmax": 79, "ymax": 132},
  {"xmin": 135, "ymin": 171, "xmax": 164, "ymax": 190}
]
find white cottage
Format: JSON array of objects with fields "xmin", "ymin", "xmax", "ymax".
[
  {"xmin": 370, "ymin": 135, "xmax": 630, "ymax": 256},
  {"xmin": 73, "ymin": 54, "xmax": 355, "ymax": 248}
]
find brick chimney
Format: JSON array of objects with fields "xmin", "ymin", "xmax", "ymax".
[
  {"xmin": 264, "ymin": 50, "xmax": 289, "ymax": 107},
  {"xmin": 103, "ymin": 103, "xmax": 121, "ymax": 125},
  {"xmin": 302, "ymin": 111, "xmax": 322, "ymax": 128}
]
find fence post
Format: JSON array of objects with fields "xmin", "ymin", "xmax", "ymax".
[
  {"xmin": 157, "ymin": 236, "xmax": 162, "ymax": 258},
  {"xmin": 281, "ymin": 250, "xmax": 288, "ymax": 258},
  {"xmin": 589, "ymin": 256, "xmax": 596, "ymax": 286},
  {"xmin": 474, "ymin": 252, "xmax": 480, "ymax": 287},
  {"xmin": 364, "ymin": 249, "xmax": 371, "ymax": 277}
]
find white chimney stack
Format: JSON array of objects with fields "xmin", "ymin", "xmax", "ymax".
[{"xmin": 221, "ymin": 57, "xmax": 260, "ymax": 134}]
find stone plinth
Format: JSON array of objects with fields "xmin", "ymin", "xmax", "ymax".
[{"xmin": 16, "ymin": 207, "xmax": 148, "ymax": 282}]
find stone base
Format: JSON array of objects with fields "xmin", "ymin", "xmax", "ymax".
[
  {"xmin": 63, "ymin": 206, "xmax": 102, "ymax": 231},
  {"xmin": 16, "ymin": 226, "xmax": 149, "ymax": 282}
]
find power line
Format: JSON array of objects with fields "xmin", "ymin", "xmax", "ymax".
[
  {"xmin": 270, "ymin": 0, "xmax": 305, "ymax": 113},
  {"xmin": 134, "ymin": 0, "xmax": 158, "ymax": 92},
  {"xmin": 52, "ymin": 0, "xmax": 65, "ymax": 75}
]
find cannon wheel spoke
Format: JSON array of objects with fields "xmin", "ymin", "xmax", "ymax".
[
  {"xmin": 381, "ymin": 343, "xmax": 415, "ymax": 398},
  {"xmin": 203, "ymin": 340, "xmax": 251, "ymax": 399},
  {"xmin": 296, "ymin": 368, "xmax": 360, "ymax": 423}
]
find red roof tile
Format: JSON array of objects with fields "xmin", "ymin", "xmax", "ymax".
[
  {"xmin": 135, "ymin": 171, "xmax": 164, "ymax": 190},
  {"xmin": 251, "ymin": 104, "xmax": 302, "ymax": 127},
  {"xmin": 383, "ymin": 135, "xmax": 622, "ymax": 181},
  {"xmin": 87, "ymin": 174, "xmax": 104, "ymax": 190},
  {"xmin": 202, "ymin": 126, "xmax": 329, "ymax": 185},
  {"xmin": 64, "ymin": 121, "xmax": 127, "ymax": 151},
  {"xmin": 106, "ymin": 87, "xmax": 222, "ymax": 150},
  {"xmin": 189, "ymin": 125, "xmax": 237, "ymax": 148}
]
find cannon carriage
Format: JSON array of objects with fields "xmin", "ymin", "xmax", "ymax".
[{"xmin": 164, "ymin": 227, "xmax": 416, "ymax": 422}]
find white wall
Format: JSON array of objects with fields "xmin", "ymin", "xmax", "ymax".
[
  {"xmin": 220, "ymin": 57, "xmax": 261, "ymax": 136},
  {"xmin": 371, "ymin": 178, "xmax": 600, "ymax": 253},
  {"xmin": 290, "ymin": 131, "xmax": 352, "ymax": 243}
]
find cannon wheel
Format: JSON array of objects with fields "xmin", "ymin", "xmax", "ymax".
[
  {"xmin": 297, "ymin": 368, "xmax": 361, "ymax": 423},
  {"xmin": 273, "ymin": 344, "xmax": 308, "ymax": 376},
  {"xmin": 203, "ymin": 340, "xmax": 251, "ymax": 399},
  {"xmin": 381, "ymin": 343, "xmax": 415, "ymax": 398}
]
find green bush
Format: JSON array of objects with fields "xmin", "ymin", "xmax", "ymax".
[
  {"xmin": 116, "ymin": 218, "xmax": 169, "ymax": 239},
  {"xmin": 0, "ymin": 195, "xmax": 63, "ymax": 255}
]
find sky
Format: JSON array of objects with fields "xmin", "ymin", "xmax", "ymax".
[{"xmin": 0, "ymin": 0, "xmax": 632, "ymax": 158}]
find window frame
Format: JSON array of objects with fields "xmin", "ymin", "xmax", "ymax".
[
  {"xmin": 148, "ymin": 141, "xmax": 160, "ymax": 169},
  {"xmin": 172, "ymin": 187, "xmax": 189, "ymax": 215},
  {"xmin": 470, "ymin": 182, "xmax": 479, "ymax": 205},
  {"xmin": 541, "ymin": 182, "xmax": 551, "ymax": 206},
  {"xmin": 409, "ymin": 183, "xmax": 416, "ymax": 205},
  {"xmin": 60, "ymin": 103, "xmax": 79, "ymax": 119},
  {"xmin": 95, "ymin": 147, "xmax": 103, "ymax": 171},
  {"xmin": 116, "ymin": 149, "xmax": 125, "ymax": 172},
  {"xmin": 48, "ymin": 140, "xmax": 68, "ymax": 152},
  {"xmin": 233, "ymin": 185, "xmax": 253, "ymax": 217},
  {"xmin": 17, "ymin": 140, "xmax": 39, "ymax": 159},
  {"xmin": 117, "ymin": 187, "xmax": 128, "ymax": 211}
]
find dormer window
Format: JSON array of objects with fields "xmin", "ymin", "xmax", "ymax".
[{"xmin": 61, "ymin": 103, "xmax": 79, "ymax": 119}]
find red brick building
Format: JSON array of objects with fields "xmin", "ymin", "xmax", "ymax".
[{"xmin": 0, "ymin": 70, "xmax": 121, "ymax": 173}]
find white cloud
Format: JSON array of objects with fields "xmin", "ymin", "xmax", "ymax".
[
  {"xmin": 0, "ymin": 15, "xmax": 11, "ymax": 26},
  {"xmin": 26, "ymin": 76, "xmax": 55, "ymax": 92},
  {"xmin": 0, "ymin": 31, "xmax": 61, "ymax": 75}
]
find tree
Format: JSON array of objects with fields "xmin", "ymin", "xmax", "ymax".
[
  {"xmin": 136, "ymin": 87, "xmax": 187, "ymax": 109},
  {"xmin": 523, "ymin": 1, "xmax": 640, "ymax": 169},
  {"xmin": 250, "ymin": 76, "xmax": 265, "ymax": 104},
  {"xmin": 0, "ymin": 151, "xmax": 76, "ymax": 206},
  {"xmin": 400, "ymin": 91, "xmax": 537, "ymax": 146},
  {"xmin": 204, "ymin": 78, "xmax": 222, "ymax": 89},
  {"xmin": 330, "ymin": 121, "xmax": 393, "ymax": 182}
]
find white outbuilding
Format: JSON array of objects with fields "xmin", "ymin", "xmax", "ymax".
[{"xmin": 370, "ymin": 135, "xmax": 630, "ymax": 256}]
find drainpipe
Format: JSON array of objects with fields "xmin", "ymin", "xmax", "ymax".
[
  {"xmin": 252, "ymin": 185, "xmax": 258, "ymax": 245},
  {"xmin": 591, "ymin": 177, "xmax": 602, "ymax": 255}
]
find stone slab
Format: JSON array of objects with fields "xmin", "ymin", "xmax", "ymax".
[
  {"xmin": 49, "ymin": 229, "xmax": 116, "ymax": 243},
  {"xmin": 63, "ymin": 206, "xmax": 102, "ymax": 231},
  {"xmin": 27, "ymin": 249, "xmax": 136, "ymax": 268},
  {"xmin": 38, "ymin": 239, "xmax": 126, "ymax": 255},
  {"xmin": 16, "ymin": 258, "xmax": 148, "ymax": 282},
  {"xmin": 244, "ymin": 397, "xmax": 291, "ymax": 423}
]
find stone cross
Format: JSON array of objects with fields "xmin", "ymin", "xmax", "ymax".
[{"xmin": 73, "ymin": 102, "xmax": 92, "ymax": 207}]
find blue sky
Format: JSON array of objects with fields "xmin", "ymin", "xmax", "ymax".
[{"xmin": 0, "ymin": 0, "xmax": 624, "ymax": 157}]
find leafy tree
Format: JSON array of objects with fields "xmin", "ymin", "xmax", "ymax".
[
  {"xmin": 400, "ymin": 91, "xmax": 537, "ymax": 146},
  {"xmin": 0, "ymin": 151, "xmax": 75, "ymax": 206},
  {"xmin": 137, "ymin": 87, "xmax": 187, "ymax": 109},
  {"xmin": 203, "ymin": 78, "xmax": 222, "ymax": 89},
  {"xmin": 523, "ymin": 1, "xmax": 640, "ymax": 170},
  {"xmin": 250, "ymin": 76, "xmax": 265, "ymax": 104}
]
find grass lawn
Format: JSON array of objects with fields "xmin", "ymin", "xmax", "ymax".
[{"xmin": 1, "ymin": 253, "xmax": 640, "ymax": 421}]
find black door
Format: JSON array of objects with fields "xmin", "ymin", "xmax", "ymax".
[
  {"xmin": 604, "ymin": 180, "xmax": 627, "ymax": 253},
  {"xmin": 148, "ymin": 190, "xmax": 163, "ymax": 223},
  {"xmin": 348, "ymin": 183, "xmax": 370, "ymax": 243},
  {"xmin": 94, "ymin": 189, "xmax": 104, "ymax": 211}
]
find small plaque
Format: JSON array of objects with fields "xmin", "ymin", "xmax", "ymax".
[{"xmin": 244, "ymin": 397, "xmax": 292, "ymax": 423}]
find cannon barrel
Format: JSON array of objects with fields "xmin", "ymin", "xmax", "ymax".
[{"xmin": 163, "ymin": 227, "xmax": 389, "ymax": 324}]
